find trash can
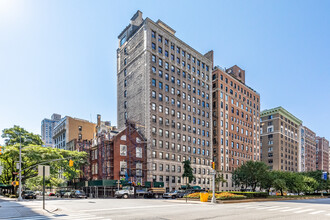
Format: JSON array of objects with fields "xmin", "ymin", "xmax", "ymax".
[{"xmin": 200, "ymin": 192, "xmax": 208, "ymax": 202}]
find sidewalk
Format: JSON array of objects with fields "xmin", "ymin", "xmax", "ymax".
[{"xmin": 0, "ymin": 196, "xmax": 57, "ymax": 219}]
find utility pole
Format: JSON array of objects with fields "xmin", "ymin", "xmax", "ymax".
[
  {"xmin": 18, "ymin": 135, "xmax": 22, "ymax": 201},
  {"xmin": 211, "ymin": 172, "xmax": 216, "ymax": 203},
  {"xmin": 43, "ymin": 166, "xmax": 45, "ymax": 209},
  {"xmin": 210, "ymin": 162, "xmax": 216, "ymax": 204}
]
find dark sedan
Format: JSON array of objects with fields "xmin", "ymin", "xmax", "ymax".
[
  {"xmin": 70, "ymin": 190, "xmax": 87, "ymax": 199},
  {"xmin": 22, "ymin": 191, "xmax": 36, "ymax": 199}
]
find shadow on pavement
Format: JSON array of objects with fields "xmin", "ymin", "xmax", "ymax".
[{"xmin": 0, "ymin": 196, "xmax": 52, "ymax": 219}]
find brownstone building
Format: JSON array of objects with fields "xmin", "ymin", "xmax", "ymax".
[
  {"xmin": 301, "ymin": 126, "xmax": 317, "ymax": 172},
  {"xmin": 316, "ymin": 137, "xmax": 329, "ymax": 173},
  {"xmin": 212, "ymin": 65, "xmax": 260, "ymax": 190},
  {"xmin": 77, "ymin": 122, "xmax": 147, "ymax": 185},
  {"xmin": 260, "ymin": 107, "xmax": 302, "ymax": 172}
]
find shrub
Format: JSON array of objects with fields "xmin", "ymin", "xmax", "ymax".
[
  {"xmin": 186, "ymin": 192, "xmax": 246, "ymax": 200},
  {"xmin": 229, "ymin": 191, "xmax": 268, "ymax": 198}
]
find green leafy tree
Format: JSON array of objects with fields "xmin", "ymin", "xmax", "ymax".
[
  {"xmin": 0, "ymin": 145, "xmax": 87, "ymax": 185},
  {"xmin": 215, "ymin": 171, "xmax": 227, "ymax": 192},
  {"xmin": 26, "ymin": 176, "xmax": 64, "ymax": 191},
  {"xmin": 260, "ymin": 170, "xmax": 275, "ymax": 193},
  {"xmin": 301, "ymin": 176, "xmax": 318, "ymax": 194},
  {"xmin": 1, "ymin": 125, "xmax": 43, "ymax": 146},
  {"xmin": 182, "ymin": 160, "xmax": 194, "ymax": 187},
  {"xmin": 232, "ymin": 161, "xmax": 269, "ymax": 191},
  {"xmin": 273, "ymin": 179, "xmax": 287, "ymax": 196},
  {"xmin": 304, "ymin": 170, "xmax": 327, "ymax": 192}
]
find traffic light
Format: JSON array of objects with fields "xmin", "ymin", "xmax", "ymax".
[
  {"xmin": 0, "ymin": 146, "xmax": 3, "ymax": 155},
  {"xmin": 69, "ymin": 159, "xmax": 74, "ymax": 167},
  {"xmin": 211, "ymin": 162, "xmax": 215, "ymax": 170}
]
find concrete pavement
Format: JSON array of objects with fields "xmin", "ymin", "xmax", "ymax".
[{"xmin": 1, "ymin": 196, "xmax": 330, "ymax": 219}]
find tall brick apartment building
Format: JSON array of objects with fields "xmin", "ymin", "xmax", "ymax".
[
  {"xmin": 316, "ymin": 137, "xmax": 329, "ymax": 173},
  {"xmin": 117, "ymin": 11, "xmax": 213, "ymax": 191},
  {"xmin": 301, "ymin": 126, "xmax": 317, "ymax": 172},
  {"xmin": 260, "ymin": 107, "xmax": 302, "ymax": 172},
  {"xmin": 212, "ymin": 65, "xmax": 260, "ymax": 190}
]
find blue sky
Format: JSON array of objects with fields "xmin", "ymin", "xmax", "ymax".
[{"xmin": 1, "ymin": 0, "xmax": 329, "ymax": 144}]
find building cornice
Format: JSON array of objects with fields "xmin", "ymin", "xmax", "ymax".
[{"xmin": 261, "ymin": 106, "xmax": 302, "ymax": 125}]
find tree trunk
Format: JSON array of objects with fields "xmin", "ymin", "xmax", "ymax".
[{"xmin": 280, "ymin": 189, "xmax": 283, "ymax": 196}]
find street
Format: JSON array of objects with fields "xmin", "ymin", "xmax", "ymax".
[{"xmin": 1, "ymin": 197, "xmax": 330, "ymax": 220}]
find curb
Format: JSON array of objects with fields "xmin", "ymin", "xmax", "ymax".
[{"xmin": 177, "ymin": 196, "xmax": 328, "ymax": 204}]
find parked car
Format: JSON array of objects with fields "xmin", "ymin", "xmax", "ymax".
[
  {"xmin": 22, "ymin": 191, "xmax": 36, "ymax": 199},
  {"xmin": 70, "ymin": 190, "xmax": 87, "ymax": 199},
  {"xmin": 63, "ymin": 192, "xmax": 72, "ymax": 198},
  {"xmin": 176, "ymin": 190, "xmax": 186, "ymax": 198},
  {"xmin": 56, "ymin": 190, "xmax": 69, "ymax": 198},
  {"xmin": 163, "ymin": 191, "xmax": 180, "ymax": 199},
  {"xmin": 46, "ymin": 192, "xmax": 55, "ymax": 196}
]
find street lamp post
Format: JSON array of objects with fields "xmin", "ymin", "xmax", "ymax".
[
  {"xmin": 211, "ymin": 172, "xmax": 216, "ymax": 203},
  {"xmin": 18, "ymin": 135, "xmax": 22, "ymax": 201}
]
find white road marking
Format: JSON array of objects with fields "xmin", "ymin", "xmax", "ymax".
[
  {"xmin": 79, "ymin": 203, "xmax": 194, "ymax": 212},
  {"xmin": 256, "ymin": 206, "xmax": 279, "ymax": 210},
  {"xmin": 54, "ymin": 217, "xmax": 105, "ymax": 220},
  {"xmin": 280, "ymin": 208, "xmax": 302, "ymax": 212},
  {"xmin": 6, "ymin": 216, "xmax": 47, "ymax": 220},
  {"xmin": 294, "ymin": 209, "xmax": 315, "ymax": 213},
  {"xmin": 308, "ymin": 210, "xmax": 325, "ymax": 215},
  {"xmin": 268, "ymin": 206, "xmax": 290, "ymax": 211}
]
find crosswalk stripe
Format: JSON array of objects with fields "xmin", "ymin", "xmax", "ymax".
[
  {"xmin": 309, "ymin": 210, "xmax": 325, "ymax": 215},
  {"xmin": 268, "ymin": 207, "xmax": 290, "ymax": 211},
  {"xmin": 50, "ymin": 214, "xmax": 99, "ymax": 219},
  {"xmin": 280, "ymin": 208, "xmax": 302, "ymax": 212},
  {"xmin": 294, "ymin": 209, "xmax": 315, "ymax": 213},
  {"xmin": 6, "ymin": 215, "xmax": 47, "ymax": 220},
  {"xmin": 54, "ymin": 217, "xmax": 105, "ymax": 220},
  {"xmin": 256, "ymin": 206, "xmax": 279, "ymax": 210}
]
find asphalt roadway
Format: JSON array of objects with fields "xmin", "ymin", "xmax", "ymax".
[{"xmin": 1, "ymin": 196, "xmax": 330, "ymax": 220}]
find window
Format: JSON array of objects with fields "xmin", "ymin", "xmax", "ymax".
[
  {"xmin": 136, "ymin": 147, "xmax": 142, "ymax": 158},
  {"xmin": 152, "ymin": 43, "xmax": 156, "ymax": 50},
  {"xmin": 152, "ymin": 79, "xmax": 156, "ymax": 86},
  {"xmin": 120, "ymin": 145, "xmax": 127, "ymax": 156},
  {"xmin": 120, "ymin": 35, "xmax": 126, "ymax": 46}
]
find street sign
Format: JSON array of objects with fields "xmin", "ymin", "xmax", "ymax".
[
  {"xmin": 322, "ymin": 172, "xmax": 327, "ymax": 180},
  {"xmin": 38, "ymin": 165, "xmax": 50, "ymax": 177}
]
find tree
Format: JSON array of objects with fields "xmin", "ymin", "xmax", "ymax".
[
  {"xmin": 273, "ymin": 179, "xmax": 287, "ymax": 196},
  {"xmin": 0, "ymin": 145, "xmax": 87, "ymax": 185},
  {"xmin": 232, "ymin": 161, "xmax": 269, "ymax": 191},
  {"xmin": 260, "ymin": 170, "xmax": 275, "ymax": 193},
  {"xmin": 25, "ymin": 176, "xmax": 64, "ymax": 191},
  {"xmin": 301, "ymin": 176, "xmax": 318, "ymax": 194},
  {"xmin": 182, "ymin": 160, "xmax": 194, "ymax": 186},
  {"xmin": 215, "ymin": 171, "xmax": 227, "ymax": 192},
  {"xmin": 304, "ymin": 170, "xmax": 327, "ymax": 192},
  {"xmin": 1, "ymin": 125, "xmax": 43, "ymax": 146}
]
